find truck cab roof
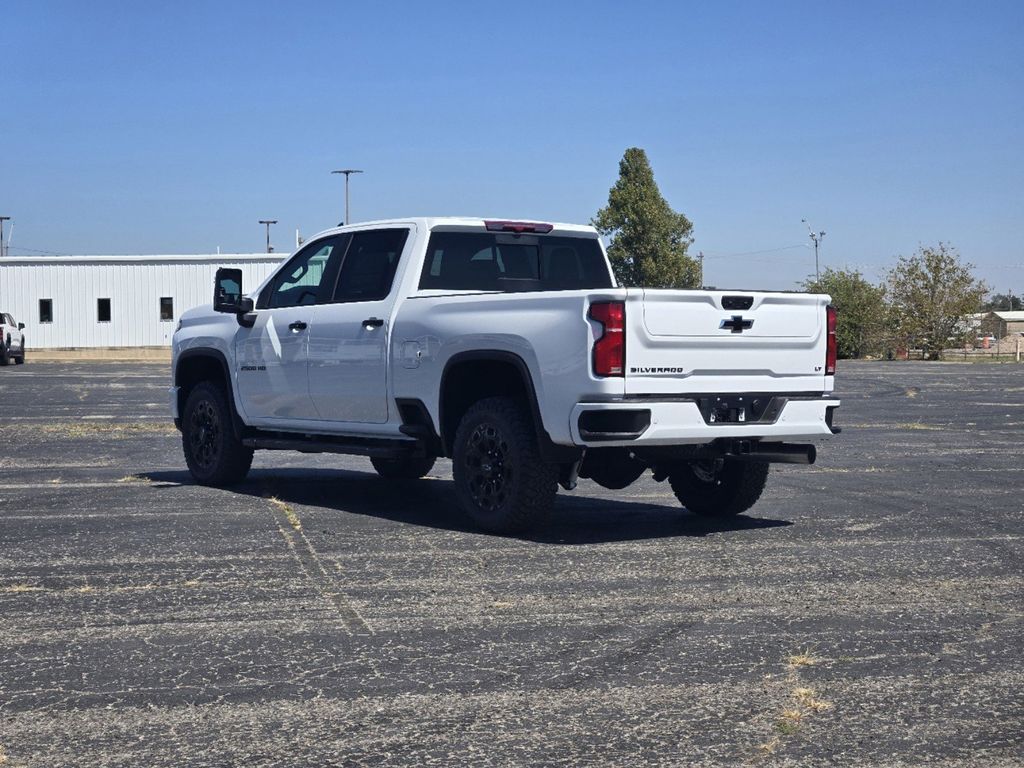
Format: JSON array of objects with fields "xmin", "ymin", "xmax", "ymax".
[{"xmin": 311, "ymin": 217, "xmax": 600, "ymax": 241}]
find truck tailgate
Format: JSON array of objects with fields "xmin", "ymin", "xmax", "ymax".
[{"xmin": 624, "ymin": 289, "xmax": 832, "ymax": 395}]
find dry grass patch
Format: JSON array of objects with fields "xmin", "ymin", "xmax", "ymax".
[
  {"xmin": 0, "ymin": 421, "xmax": 177, "ymax": 439},
  {"xmin": 1, "ymin": 584, "xmax": 46, "ymax": 594},
  {"xmin": 793, "ymin": 686, "xmax": 833, "ymax": 713},
  {"xmin": 117, "ymin": 474, "xmax": 151, "ymax": 484},
  {"xmin": 758, "ymin": 652, "xmax": 834, "ymax": 754},
  {"xmin": 268, "ymin": 496, "xmax": 302, "ymax": 531},
  {"xmin": 787, "ymin": 650, "xmax": 822, "ymax": 668}
]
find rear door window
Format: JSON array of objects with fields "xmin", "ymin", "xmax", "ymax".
[
  {"xmin": 331, "ymin": 229, "xmax": 409, "ymax": 303},
  {"xmin": 419, "ymin": 232, "xmax": 612, "ymax": 292}
]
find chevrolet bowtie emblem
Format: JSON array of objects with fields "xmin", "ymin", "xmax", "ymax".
[{"xmin": 720, "ymin": 315, "xmax": 754, "ymax": 333}]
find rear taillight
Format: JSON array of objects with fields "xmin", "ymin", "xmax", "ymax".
[
  {"xmin": 589, "ymin": 301, "xmax": 625, "ymax": 377},
  {"xmin": 825, "ymin": 305, "xmax": 837, "ymax": 375}
]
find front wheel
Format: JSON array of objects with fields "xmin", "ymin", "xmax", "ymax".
[
  {"xmin": 0, "ymin": 339, "xmax": 9, "ymax": 366},
  {"xmin": 668, "ymin": 460, "xmax": 769, "ymax": 517},
  {"xmin": 452, "ymin": 396, "xmax": 558, "ymax": 534},
  {"xmin": 370, "ymin": 454, "xmax": 436, "ymax": 480},
  {"xmin": 15, "ymin": 340, "xmax": 25, "ymax": 365},
  {"xmin": 182, "ymin": 382, "xmax": 254, "ymax": 486}
]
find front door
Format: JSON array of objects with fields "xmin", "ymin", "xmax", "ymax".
[
  {"xmin": 235, "ymin": 235, "xmax": 348, "ymax": 422},
  {"xmin": 307, "ymin": 228, "xmax": 411, "ymax": 423}
]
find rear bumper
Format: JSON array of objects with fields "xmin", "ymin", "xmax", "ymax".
[{"xmin": 569, "ymin": 397, "xmax": 840, "ymax": 447}]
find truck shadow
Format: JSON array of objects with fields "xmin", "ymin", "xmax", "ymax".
[{"xmin": 143, "ymin": 468, "xmax": 792, "ymax": 545}]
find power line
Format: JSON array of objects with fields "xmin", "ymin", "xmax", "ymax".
[{"xmin": 5, "ymin": 244, "xmax": 74, "ymax": 256}]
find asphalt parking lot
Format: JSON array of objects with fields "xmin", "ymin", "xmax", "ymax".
[{"xmin": 0, "ymin": 361, "xmax": 1022, "ymax": 766}]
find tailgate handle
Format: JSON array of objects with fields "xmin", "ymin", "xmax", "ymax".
[{"xmin": 722, "ymin": 295, "xmax": 753, "ymax": 310}]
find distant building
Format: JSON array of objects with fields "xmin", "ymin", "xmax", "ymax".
[
  {"xmin": 0, "ymin": 254, "xmax": 281, "ymax": 349},
  {"xmin": 980, "ymin": 310, "xmax": 1024, "ymax": 339}
]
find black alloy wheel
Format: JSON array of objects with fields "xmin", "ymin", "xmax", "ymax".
[
  {"xmin": 181, "ymin": 381, "xmax": 253, "ymax": 486},
  {"xmin": 464, "ymin": 422, "xmax": 513, "ymax": 513},
  {"xmin": 188, "ymin": 398, "xmax": 222, "ymax": 473},
  {"xmin": 452, "ymin": 396, "xmax": 558, "ymax": 534},
  {"xmin": 667, "ymin": 458, "xmax": 769, "ymax": 517}
]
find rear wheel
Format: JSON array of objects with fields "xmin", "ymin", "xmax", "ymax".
[
  {"xmin": 668, "ymin": 459, "xmax": 769, "ymax": 517},
  {"xmin": 15, "ymin": 340, "xmax": 25, "ymax": 364},
  {"xmin": 0, "ymin": 338, "xmax": 9, "ymax": 366},
  {"xmin": 182, "ymin": 381, "xmax": 253, "ymax": 486},
  {"xmin": 452, "ymin": 396, "xmax": 558, "ymax": 534},
  {"xmin": 370, "ymin": 454, "xmax": 436, "ymax": 480}
]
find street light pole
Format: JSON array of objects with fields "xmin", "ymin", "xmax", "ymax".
[
  {"xmin": 0, "ymin": 217, "xmax": 10, "ymax": 258},
  {"xmin": 331, "ymin": 169, "xmax": 364, "ymax": 225},
  {"xmin": 258, "ymin": 220, "xmax": 278, "ymax": 253},
  {"xmin": 802, "ymin": 219, "xmax": 826, "ymax": 282}
]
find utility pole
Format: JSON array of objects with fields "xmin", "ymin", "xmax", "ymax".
[
  {"xmin": 331, "ymin": 169, "xmax": 364, "ymax": 225},
  {"xmin": 697, "ymin": 250, "xmax": 704, "ymax": 288},
  {"xmin": 802, "ymin": 219, "xmax": 826, "ymax": 282},
  {"xmin": 0, "ymin": 216, "xmax": 9, "ymax": 258},
  {"xmin": 258, "ymin": 220, "xmax": 278, "ymax": 253}
]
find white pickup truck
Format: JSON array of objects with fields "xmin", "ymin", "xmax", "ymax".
[{"xmin": 171, "ymin": 217, "xmax": 839, "ymax": 532}]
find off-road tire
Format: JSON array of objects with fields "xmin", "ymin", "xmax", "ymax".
[
  {"xmin": 182, "ymin": 381, "xmax": 253, "ymax": 486},
  {"xmin": 668, "ymin": 460, "xmax": 769, "ymax": 517},
  {"xmin": 15, "ymin": 341, "xmax": 25, "ymax": 365},
  {"xmin": 452, "ymin": 396, "xmax": 558, "ymax": 534},
  {"xmin": 0, "ymin": 338, "xmax": 9, "ymax": 366},
  {"xmin": 370, "ymin": 454, "xmax": 436, "ymax": 480}
]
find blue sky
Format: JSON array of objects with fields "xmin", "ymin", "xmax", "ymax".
[{"xmin": 2, "ymin": 0, "xmax": 1021, "ymax": 291}]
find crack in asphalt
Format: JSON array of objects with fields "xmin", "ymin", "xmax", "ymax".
[{"xmin": 264, "ymin": 492, "xmax": 373, "ymax": 637}]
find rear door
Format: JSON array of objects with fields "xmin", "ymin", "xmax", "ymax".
[
  {"xmin": 624, "ymin": 289, "xmax": 829, "ymax": 395},
  {"xmin": 307, "ymin": 227, "xmax": 411, "ymax": 423}
]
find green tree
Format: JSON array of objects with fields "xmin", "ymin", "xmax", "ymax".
[
  {"xmin": 593, "ymin": 148, "xmax": 699, "ymax": 288},
  {"xmin": 803, "ymin": 268, "xmax": 888, "ymax": 359},
  {"xmin": 887, "ymin": 243, "xmax": 987, "ymax": 360},
  {"xmin": 982, "ymin": 292, "xmax": 1022, "ymax": 312}
]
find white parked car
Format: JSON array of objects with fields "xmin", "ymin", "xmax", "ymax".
[
  {"xmin": 170, "ymin": 218, "xmax": 840, "ymax": 532},
  {"xmin": 0, "ymin": 312, "xmax": 26, "ymax": 365}
]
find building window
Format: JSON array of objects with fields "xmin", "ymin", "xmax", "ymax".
[
  {"xmin": 39, "ymin": 299, "xmax": 53, "ymax": 323},
  {"xmin": 97, "ymin": 298, "xmax": 111, "ymax": 323},
  {"xmin": 160, "ymin": 297, "xmax": 174, "ymax": 321}
]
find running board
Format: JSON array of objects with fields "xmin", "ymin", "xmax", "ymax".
[{"xmin": 242, "ymin": 433, "xmax": 419, "ymax": 459}]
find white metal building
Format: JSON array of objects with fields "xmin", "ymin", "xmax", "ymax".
[{"xmin": 0, "ymin": 254, "xmax": 282, "ymax": 348}]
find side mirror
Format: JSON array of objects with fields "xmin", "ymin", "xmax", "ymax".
[
  {"xmin": 214, "ymin": 268, "xmax": 245, "ymax": 313},
  {"xmin": 17, "ymin": 323, "xmax": 25, "ymax": 330}
]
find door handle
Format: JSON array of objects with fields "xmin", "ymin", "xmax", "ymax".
[
  {"xmin": 288, "ymin": 321, "xmax": 308, "ymax": 332},
  {"xmin": 362, "ymin": 317, "xmax": 384, "ymax": 329}
]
